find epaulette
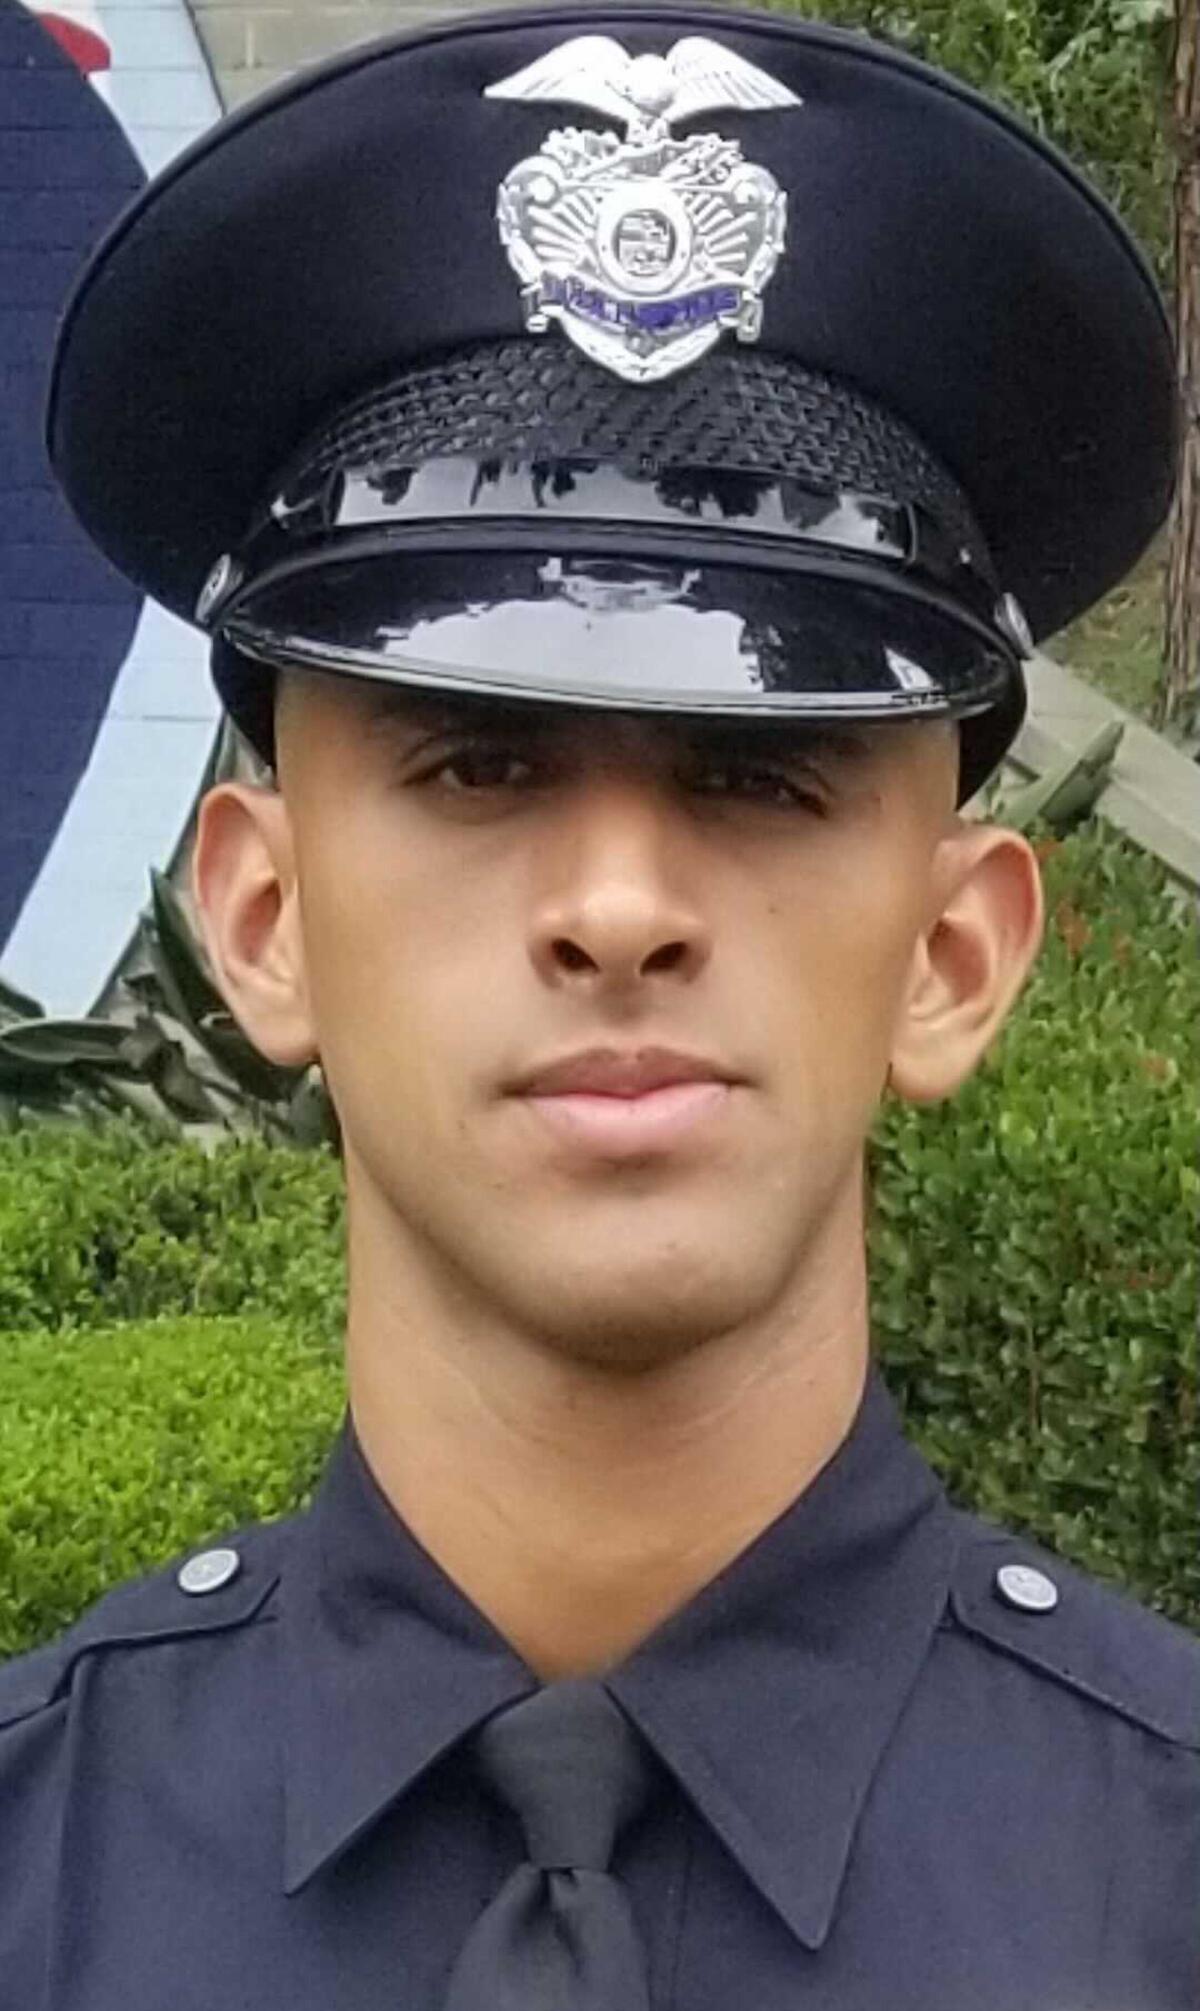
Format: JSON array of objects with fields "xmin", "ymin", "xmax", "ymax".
[
  {"xmin": 0, "ymin": 1516, "xmax": 292, "ymax": 1733},
  {"xmin": 947, "ymin": 1508, "xmax": 1200, "ymax": 1752}
]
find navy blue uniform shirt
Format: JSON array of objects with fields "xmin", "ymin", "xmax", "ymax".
[{"xmin": 2, "ymin": 1368, "xmax": 1197, "ymax": 2008}]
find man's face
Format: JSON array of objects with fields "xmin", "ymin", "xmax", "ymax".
[{"xmin": 265, "ymin": 675, "xmax": 959, "ymax": 1369}]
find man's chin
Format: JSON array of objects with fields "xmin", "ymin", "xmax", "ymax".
[{"xmin": 497, "ymin": 1252, "xmax": 784, "ymax": 1375}]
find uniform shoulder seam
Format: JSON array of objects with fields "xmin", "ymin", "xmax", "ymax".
[
  {"xmin": 0, "ymin": 1516, "xmax": 292, "ymax": 1732},
  {"xmin": 946, "ymin": 1510, "xmax": 1200, "ymax": 1753}
]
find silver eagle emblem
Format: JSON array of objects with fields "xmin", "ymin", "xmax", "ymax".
[{"xmin": 485, "ymin": 36, "xmax": 800, "ymax": 384}]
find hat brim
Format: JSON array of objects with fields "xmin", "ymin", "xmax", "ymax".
[{"xmin": 212, "ymin": 549, "xmax": 1023, "ymax": 802}]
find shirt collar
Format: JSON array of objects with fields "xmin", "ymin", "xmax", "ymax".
[
  {"xmin": 279, "ymin": 1365, "xmax": 960, "ymax": 1950},
  {"xmin": 279, "ymin": 1416, "xmax": 533, "ymax": 1897},
  {"xmin": 608, "ymin": 1368, "xmax": 960, "ymax": 1949}
]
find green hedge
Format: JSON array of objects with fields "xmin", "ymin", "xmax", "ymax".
[
  {"xmin": 0, "ymin": 822, "xmax": 1195, "ymax": 1653},
  {"xmin": 0, "ymin": 1125, "xmax": 345, "ymax": 1336},
  {"xmin": 0, "ymin": 1317, "xmax": 344, "ymax": 1659},
  {"xmin": 871, "ymin": 827, "xmax": 1197, "ymax": 1629}
]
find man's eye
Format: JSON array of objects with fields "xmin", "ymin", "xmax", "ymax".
[
  {"xmin": 424, "ymin": 744, "xmax": 537, "ymax": 791},
  {"xmin": 687, "ymin": 762, "xmax": 826, "ymax": 809}
]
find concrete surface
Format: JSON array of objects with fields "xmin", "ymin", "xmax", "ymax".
[{"xmin": 1016, "ymin": 655, "xmax": 1199, "ymax": 893}]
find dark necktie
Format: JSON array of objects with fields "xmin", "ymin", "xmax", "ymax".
[{"xmin": 442, "ymin": 1677, "xmax": 655, "ymax": 2011}]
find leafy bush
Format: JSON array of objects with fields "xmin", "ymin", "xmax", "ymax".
[
  {"xmin": 0, "ymin": 1126, "xmax": 344, "ymax": 1337},
  {"xmin": 0, "ymin": 822, "xmax": 1194, "ymax": 1648},
  {"xmin": 871, "ymin": 823, "xmax": 1197, "ymax": 1629},
  {"xmin": 0, "ymin": 865, "xmax": 337, "ymax": 1147},
  {"xmin": 0, "ymin": 1317, "xmax": 344, "ymax": 1659}
]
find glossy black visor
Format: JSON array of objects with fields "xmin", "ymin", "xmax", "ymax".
[
  {"xmin": 206, "ymin": 458, "xmax": 1025, "ymax": 802},
  {"xmin": 202, "ymin": 347, "xmax": 1031, "ymax": 802}
]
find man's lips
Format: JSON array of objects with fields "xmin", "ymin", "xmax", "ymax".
[
  {"xmin": 508, "ymin": 1049, "xmax": 741, "ymax": 1155},
  {"xmin": 524, "ymin": 1080, "xmax": 732, "ymax": 1153},
  {"xmin": 511, "ymin": 1047, "xmax": 738, "ymax": 1098}
]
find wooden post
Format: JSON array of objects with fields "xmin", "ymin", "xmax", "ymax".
[{"xmin": 1162, "ymin": 0, "xmax": 1200, "ymax": 735}]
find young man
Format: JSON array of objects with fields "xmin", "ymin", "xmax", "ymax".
[{"xmin": 2, "ymin": 7, "xmax": 1196, "ymax": 2007}]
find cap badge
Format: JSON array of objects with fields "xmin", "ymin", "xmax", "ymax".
[{"xmin": 485, "ymin": 36, "xmax": 799, "ymax": 384}]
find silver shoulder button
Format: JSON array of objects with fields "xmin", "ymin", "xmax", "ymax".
[
  {"xmin": 995, "ymin": 1562, "xmax": 1059, "ymax": 1614},
  {"xmin": 177, "ymin": 1547, "xmax": 242, "ymax": 1597}
]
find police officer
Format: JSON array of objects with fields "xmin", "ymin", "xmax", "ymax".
[{"xmin": 2, "ymin": 7, "xmax": 1196, "ymax": 2008}]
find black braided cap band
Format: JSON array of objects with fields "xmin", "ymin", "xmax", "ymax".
[{"xmin": 260, "ymin": 339, "xmax": 990, "ymax": 565}]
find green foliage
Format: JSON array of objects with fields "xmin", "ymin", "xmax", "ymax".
[
  {"xmin": 0, "ymin": 867, "xmax": 338, "ymax": 1147},
  {"xmin": 0, "ymin": 712, "xmax": 339, "ymax": 1149},
  {"xmin": 0, "ymin": 1317, "xmax": 344, "ymax": 1659},
  {"xmin": 763, "ymin": 0, "xmax": 1172, "ymax": 269},
  {"xmin": 1055, "ymin": 540, "xmax": 1171, "ymax": 726},
  {"xmin": 0, "ymin": 1124, "xmax": 345, "ymax": 1337},
  {"xmin": 0, "ymin": 822, "xmax": 1194, "ymax": 1652},
  {"xmin": 871, "ymin": 820, "xmax": 1198, "ymax": 1629}
]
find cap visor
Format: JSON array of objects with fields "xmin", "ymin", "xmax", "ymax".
[{"xmin": 219, "ymin": 550, "xmax": 1010, "ymax": 721}]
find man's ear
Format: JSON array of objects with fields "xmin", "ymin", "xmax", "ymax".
[
  {"xmin": 888, "ymin": 820, "xmax": 1044, "ymax": 1105},
  {"xmin": 191, "ymin": 781, "xmax": 318, "ymax": 1069}
]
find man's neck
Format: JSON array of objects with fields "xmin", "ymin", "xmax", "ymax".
[{"xmin": 344, "ymin": 1201, "xmax": 870, "ymax": 1683}]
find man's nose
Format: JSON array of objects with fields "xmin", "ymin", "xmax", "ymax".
[{"xmin": 527, "ymin": 778, "xmax": 712, "ymax": 991}]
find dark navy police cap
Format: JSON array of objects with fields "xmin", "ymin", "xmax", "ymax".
[{"xmin": 46, "ymin": 3, "xmax": 1176, "ymax": 803}]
